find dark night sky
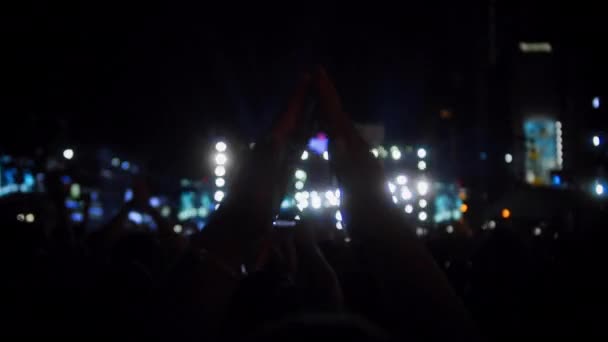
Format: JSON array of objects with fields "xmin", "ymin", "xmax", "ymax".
[{"xmin": 3, "ymin": 1, "xmax": 607, "ymax": 175}]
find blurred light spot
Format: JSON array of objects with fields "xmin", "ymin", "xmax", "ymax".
[
  {"xmin": 388, "ymin": 182, "xmax": 396, "ymax": 193},
  {"xmin": 214, "ymin": 166, "xmax": 226, "ymax": 177},
  {"xmin": 295, "ymin": 169, "xmax": 307, "ymax": 180},
  {"xmin": 301, "ymin": 151, "xmax": 309, "ymax": 160},
  {"xmin": 418, "ymin": 211, "xmax": 427, "ymax": 221},
  {"xmin": 295, "ymin": 181, "xmax": 304, "ymax": 190},
  {"xmin": 17, "ymin": 213, "xmax": 25, "ymax": 222},
  {"xmin": 396, "ymin": 175, "xmax": 407, "ymax": 185},
  {"xmin": 121, "ymin": 161, "xmax": 130, "ymax": 170},
  {"xmin": 63, "ymin": 149, "xmax": 74, "ymax": 160},
  {"xmin": 505, "ymin": 153, "xmax": 513, "ymax": 164},
  {"xmin": 149, "ymin": 197, "xmax": 160, "ymax": 208},
  {"xmin": 215, "ymin": 153, "xmax": 227, "ymax": 165},
  {"xmin": 446, "ymin": 225, "xmax": 454, "ymax": 234},
  {"xmin": 128, "ymin": 211, "xmax": 143, "ymax": 224},
  {"xmin": 419, "ymin": 199, "xmax": 427, "ymax": 208},
  {"xmin": 417, "ymin": 181, "xmax": 429, "ymax": 196},
  {"xmin": 173, "ymin": 224, "xmax": 183, "ymax": 233},
  {"xmin": 405, "ymin": 204, "xmax": 414, "ymax": 214},
  {"xmin": 214, "ymin": 190, "xmax": 225, "ymax": 202},
  {"xmin": 417, "ymin": 148, "xmax": 427, "ymax": 159},
  {"xmin": 215, "ymin": 141, "xmax": 227, "ymax": 152},
  {"xmin": 335, "ymin": 210, "xmax": 343, "ymax": 222},
  {"xmin": 323, "ymin": 151, "xmax": 329, "ymax": 160},
  {"xmin": 593, "ymin": 97, "xmax": 600, "ymax": 109},
  {"xmin": 501, "ymin": 208, "xmax": 511, "ymax": 219},
  {"xmin": 596, "ymin": 183, "xmax": 604, "ymax": 196},
  {"xmin": 215, "ymin": 178, "xmax": 225, "ymax": 187},
  {"xmin": 593, "ymin": 135, "xmax": 601, "ymax": 147},
  {"xmin": 111, "ymin": 157, "xmax": 120, "ymax": 167},
  {"xmin": 336, "ymin": 221, "xmax": 343, "ymax": 230},
  {"xmin": 533, "ymin": 227, "xmax": 542, "ymax": 236}
]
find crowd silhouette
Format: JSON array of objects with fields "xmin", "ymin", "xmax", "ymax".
[{"xmin": 1, "ymin": 68, "xmax": 607, "ymax": 341}]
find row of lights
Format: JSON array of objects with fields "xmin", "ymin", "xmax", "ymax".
[
  {"xmin": 17, "ymin": 213, "xmax": 35, "ymax": 223},
  {"xmin": 388, "ymin": 175, "xmax": 430, "ymax": 222},
  {"xmin": 213, "ymin": 142, "xmax": 227, "ymax": 206}
]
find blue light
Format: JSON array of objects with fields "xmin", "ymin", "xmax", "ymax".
[
  {"xmin": 308, "ymin": 133, "xmax": 328, "ymax": 155},
  {"xmin": 593, "ymin": 97, "xmax": 600, "ymax": 109},
  {"xmin": 60, "ymin": 175, "xmax": 72, "ymax": 185},
  {"xmin": 149, "ymin": 197, "xmax": 161, "ymax": 208},
  {"xmin": 121, "ymin": 161, "xmax": 130, "ymax": 170},
  {"xmin": 552, "ymin": 175, "xmax": 562, "ymax": 186},
  {"xmin": 70, "ymin": 212, "xmax": 84, "ymax": 222},
  {"xmin": 124, "ymin": 188, "xmax": 133, "ymax": 202},
  {"xmin": 480, "ymin": 152, "xmax": 488, "ymax": 161},
  {"xmin": 88, "ymin": 206, "xmax": 104, "ymax": 217},
  {"xmin": 65, "ymin": 199, "xmax": 79, "ymax": 209},
  {"xmin": 128, "ymin": 211, "xmax": 143, "ymax": 224}
]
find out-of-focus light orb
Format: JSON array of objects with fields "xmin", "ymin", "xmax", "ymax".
[
  {"xmin": 301, "ymin": 151, "xmax": 309, "ymax": 160},
  {"xmin": 595, "ymin": 183, "xmax": 604, "ymax": 195},
  {"xmin": 63, "ymin": 149, "xmax": 74, "ymax": 160},
  {"xmin": 388, "ymin": 182, "xmax": 396, "ymax": 194},
  {"xmin": 418, "ymin": 211, "xmax": 428, "ymax": 221},
  {"xmin": 401, "ymin": 187, "xmax": 413, "ymax": 200},
  {"xmin": 391, "ymin": 149, "xmax": 402, "ymax": 160},
  {"xmin": 396, "ymin": 175, "xmax": 407, "ymax": 185},
  {"xmin": 336, "ymin": 221, "xmax": 344, "ymax": 230},
  {"xmin": 215, "ymin": 153, "xmax": 227, "ymax": 165},
  {"xmin": 121, "ymin": 161, "xmax": 130, "ymax": 170},
  {"xmin": 392, "ymin": 195, "xmax": 398, "ymax": 204},
  {"xmin": 460, "ymin": 203, "xmax": 469, "ymax": 213},
  {"xmin": 593, "ymin": 135, "xmax": 601, "ymax": 147},
  {"xmin": 501, "ymin": 208, "xmax": 511, "ymax": 219},
  {"xmin": 214, "ymin": 190, "xmax": 225, "ymax": 202},
  {"xmin": 419, "ymin": 199, "xmax": 428, "ymax": 208},
  {"xmin": 505, "ymin": 153, "xmax": 513, "ymax": 163},
  {"xmin": 149, "ymin": 197, "xmax": 161, "ymax": 208},
  {"xmin": 417, "ymin": 148, "xmax": 427, "ymax": 159},
  {"xmin": 295, "ymin": 169, "xmax": 307, "ymax": 180},
  {"xmin": 173, "ymin": 224, "xmax": 183, "ymax": 234},
  {"xmin": 17, "ymin": 213, "xmax": 25, "ymax": 222},
  {"xmin": 446, "ymin": 225, "xmax": 454, "ymax": 234},
  {"xmin": 323, "ymin": 151, "xmax": 329, "ymax": 160},
  {"xmin": 416, "ymin": 181, "xmax": 429, "ymax": 196},
  {"xmin": 405, "ymin": 204, "xmax": 414, "ymax": 214},
  {"xmin": 335, "ymin": 189, "xmax": 341, "ymax": 198},
  {"xmin": 593, "ymin": 96, "xmax": 600, "ymax": 109},
  {"xmin": 111, "ymin": 157, "xmax": 120, "ymax": 167},
  {"xmin": 311, "ymin": 196, "xmax": 322, "ymax": 209},
  {"xmin": 215, "ymin": 178, "xmax": 225, "ymax": 187},
  {"xmin": 215, "ymin": 141, "xmax": 227, "ymax": 152},
  {"xmin": 295, "ymin": 180, "xmax": 305, "ymax": 190},
  {"xmin": 370, "ymin": 148, "xmax": 379, "ymax": 158},
  {"xmin": 533, "ymin": 227, "xmax": 542, "ymax": 236},
  {"xmin": 161, "ymin": 206, "xmax": 171, "ymax": 217},
  {"xmin": 214, "ymin": 166, "xmax": 226, "ymax": 177},
  {"xmin": 488, "ymin": 220, "xmax": 497, "ymax": 229},
  {"xmin": 416, "ymin": 227, "xmax": 425, "ymax": 236},
  {"xmin": 335, "ymin": 210, "xmax": 343, "ymax": 222},
  {"xmin": 294, "ymin": 215, "xmax": 301, "ymax": 221},
  {"xmin": 417, "ymin": 161, "xmax": 427, "ymax": 170}
]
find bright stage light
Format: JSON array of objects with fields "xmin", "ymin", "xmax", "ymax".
[
  {"xmin": 301, "ymin": 151, "xmax": 309, "ymax": 160},
  {"xmin": 323, "ymin": 151, "xmax": 329, "ymax": 160},
  {"xmin": 214, "ymin": 190, "xmax": 225, "ymax": 202},
  {"xmin": 417, "ymin": 181, "xmax": 429, "ymax": 196},
  {"xmin": 215, "ymin": 153, "xmax": 227, "ymax": 165},
  {"xmin": 214, "ymin": 166, "xmax": 226, "ymax": 177},
  {"xmin": 396, "ymin": 175, "xmax": 407, "ymax": 185},
  {"xmin": 417, "ymin": 161, "xmax": 427, "ymax": 170},
  {"xmin": 593, "ymin": 136, "xmax": 601, "ymax": 147},
  {"xmin": 295, "ymin": 169, "xmax": 307, "ymax": 180},
  {"xmin": 419, "ymin": 199, "xmax": 427, "ymax": 208},
  {"xmin": 215, "ymin": 141, "xmax": 227, "ymax": 152},
  {"xmin": 401, "ymin": 187, "xmax": 412, "ymax": 200},
  {"xmin": 336, "ymin": 222, "xmax": 343, "ymax": 230},
  {"xmin": 505, "ymin": 153, "xmax": 513, "ymax": 163},
  {"xmin": 173, "ymin": 224, "xmax": 183, "ymax": 233},
  {"xmin": 215, "ymin": 178, "xmax": 225, "ymax": 187},
  {"xmin": 63, "ymin": 149, "xmax": 74, "ymax": 160},
  {"xmin": 388, "ymin": 182, "xmax": 396, "ymax": 193},
  {"xmin": 335, "ymin": 210, "xmax": 343, "ymax": 222},
  {"xmin": 405, "ymin": 204, "xmax": 413, "ymax": 214},
  {"xmin": 370, "ymin": 148, "xmax": 379, "ymax": 158},
  {"xmin": 295, "ymin": 181, "xmax": 304, "ymax": 190},
  {"xmin": 418, "ymin": 211, "xmax": 428, "ymax": 221},
  {"xmin": 417, "ymin": 148, "xmax": 427, "ymax": 159},
  {"xmin": 391, "ymin": 148, "xmax": 401, "ymax": 160},
  {"xmin": 595, "ymin": 183, "xmax": 604, "ymax": 196}
]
